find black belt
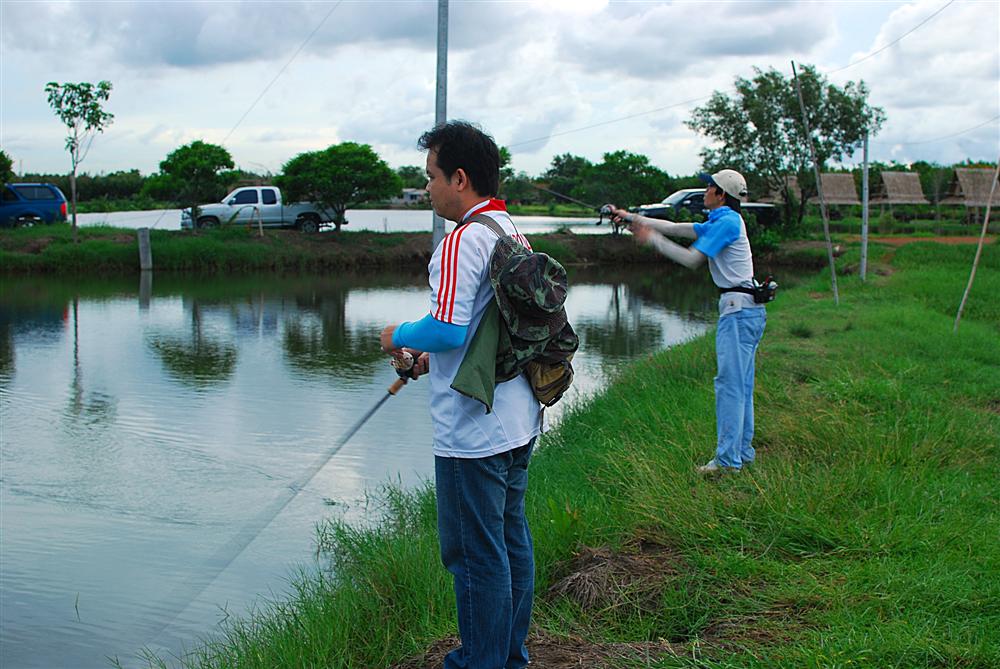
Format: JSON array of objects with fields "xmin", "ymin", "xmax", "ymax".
[{"xmin": 718, "ymin": 286, "xmax": 756, "ymax": 296}]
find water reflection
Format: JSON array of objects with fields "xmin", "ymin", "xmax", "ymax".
[
  {"xmin": 148, "ymin": 301, "xmax": 238, "ymax": 388},
  {"xmin": 0, "ymin": 266, "xmax": 718, "ymax": 669},
  {"xmin": 283, "ymin": 281, "xmax": 384, "ymax": 381}
]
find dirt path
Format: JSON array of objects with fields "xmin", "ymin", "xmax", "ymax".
[{"xmin": 846, "ymin": 235, "xmax": 997, "ymax": 246}]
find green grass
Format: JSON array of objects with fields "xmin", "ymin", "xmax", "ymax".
[
  {"xmin": 134, "ymin": 240, "xmax": 999, "ymax": 668},
  {"xmin": 802, "ymin": 213, "xmax": 999, "ymax": 237},
  {"xmin": 0, "ymin": 224, "xmax": 430, "ymax": 273}
]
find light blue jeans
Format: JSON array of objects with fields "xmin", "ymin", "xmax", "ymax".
[
  {"xmin": 435, "ymin": 439, "xmax": 536, "ymax": 669},
  {"xmin": 714, "ymin": 307, "xmax": 766, "ymax": 469}
]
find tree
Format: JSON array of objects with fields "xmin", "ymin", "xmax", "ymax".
[
  {"xmin": 687, "ymin": 65, "xmax": 885, "ymax": 232},
  {"xmin": 276, "ymin": 142, "xmax": 401, "ymax": 232},
  {"xmin": 501, "ymin": 171, "xmax": 539, "ymax": 204},
  {"xmin": 499, "ymin": 146, "xmax": 515, "ymax": 187},
  {"xmin": 0, "ymin": 149, "xmax": 13, "ymax": 183},
  {"xmin": 540, "ymin": 153, "xmax": 592, "ymax": 204},
  {"xmin": 147, "ymin": 141, "xmax": 235, "ymax": 225},
  {"xmin": 45, "ymin": 80, "xmax": 114, "ymax": 241},
  {"xmin": 396, "ymin": 165, "xmax": 426, "ymax": 189},
  {"xmin": 574, "ymin": 151, "xmax": 673, "ymax": 233}
]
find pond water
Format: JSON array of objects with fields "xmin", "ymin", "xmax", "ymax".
[
  {"xmin": 76, "ymin": 208, "xmax": 609, "ymax": 235},
  {"xmin": 0, "ymin": 266, "xmax": 717, "ymax": 668}
]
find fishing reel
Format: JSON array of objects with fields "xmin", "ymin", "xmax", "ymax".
[
  {"xmin": 597, "ymin": 204, "xmax": 614, "ymax": 226},
  {"xmin": 390, "ymin": 350, "xmax": 418, "ymax": 380}
]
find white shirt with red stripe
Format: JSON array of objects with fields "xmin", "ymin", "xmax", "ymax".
[{"xmin": 426, "ymin": 199, "xmax": 542, "ymax": 458}]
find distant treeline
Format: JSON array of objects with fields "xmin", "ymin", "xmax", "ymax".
[{"xmin": 12, "ymin": 156, "xmax": 994, "ymax": 215}]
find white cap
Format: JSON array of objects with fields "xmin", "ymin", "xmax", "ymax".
[{"xmin": 700, "ymin": 169, "xmax": 748, "ymax": 201}]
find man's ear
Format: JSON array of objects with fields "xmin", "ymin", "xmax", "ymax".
[{"xmin": 452, "ymin": 168, "xmax": 470, "ymax": 192}]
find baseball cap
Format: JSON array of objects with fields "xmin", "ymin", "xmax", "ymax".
[{"xmin": 699, "ymin": 169, "xmax": 748, "ymax": 200}]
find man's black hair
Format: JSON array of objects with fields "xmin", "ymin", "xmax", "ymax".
[
  {"xmin": 418, "ymin": 121, "xmax": 500, "ymax": 198},
  {"xmin": 709, "ymin": 184, "xmax": 742, "ymax": 213}
]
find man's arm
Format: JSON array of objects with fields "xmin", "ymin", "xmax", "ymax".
[
  {"xmin": 381, "ymin": 315, "xmax": 468, "ymax": 353},
  {"xmin": 636, "ymin": 225, "xmax": 706, "ymax": 269},
  {"xmin": 633, "ymin": 215, "xmax": 697, "ymax": 240},
  {"xmin": 607, "ymin": 205, "xmax": 697, "ymax": 240}
]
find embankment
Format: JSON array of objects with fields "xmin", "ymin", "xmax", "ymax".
[
  {"xmin": 0, "ymin": 224, "xmax": 830, "ymax": 274},
  {"xmin": 147, "ymin": 240, "xmax": 999, "ymax": 668}
]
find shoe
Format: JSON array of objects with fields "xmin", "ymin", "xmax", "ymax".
[{"xmin": 697, "ymin": 458, "xmax": 739, "ymax": 475}]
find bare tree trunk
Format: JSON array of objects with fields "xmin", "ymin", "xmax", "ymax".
[
  {"xmin": 70, "ymin": 165, "xmax": 79, "ymax": 244},
  {"xmin": 792, "ymin": 60, "xmax": 838, "ymax": 305},
  {"xmin": 954, "ymin": 159, "xmax": 999, "ymax": 332}
]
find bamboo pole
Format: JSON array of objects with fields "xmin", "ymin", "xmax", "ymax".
[
  {"xmin": 791, "ymin": 61, "xmax": 839, "ymax": 305},
  {"xmin": 860, "ymin": 133, "xmax": 870, "ymax": 281},
  {"xmin": 953, "ymin": 158, "xmax": 999, "ymax": 332}
]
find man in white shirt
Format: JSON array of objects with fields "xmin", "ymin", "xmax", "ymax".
[
  {"xmin": 608, "ymin": 169, "xmax": 767, "ymax": 475},
  {"xmin": 380, "ymin": 121, "xmax": 541, "ymax": 669}
]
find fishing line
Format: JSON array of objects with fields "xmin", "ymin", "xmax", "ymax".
[{"xmin": 151, "ymin": 372, "xmax": 410, "ymax": 643}]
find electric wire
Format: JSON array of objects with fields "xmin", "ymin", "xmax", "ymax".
[
  {"xmin": 873, "ymin": 113, "xmax": 1000, "ymax": 146},
  {"xmin": 221, "ymin": 1, "xmax": 343, "ymax": 146},
  {"xmin": 505, "ymin": 0, "xmax": 959, "ymax": 152},
  {"xmin": 825, "ymin": 0, "xmax": 957, "ymax": 75}
]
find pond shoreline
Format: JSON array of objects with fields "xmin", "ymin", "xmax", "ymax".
[
  {"xmin": 0, "ymin": 226, "xmax": 829, "ymax": 275},
  {"xmin": 135, "ymin": 241, "xmax": 999, "ymax": 668}
]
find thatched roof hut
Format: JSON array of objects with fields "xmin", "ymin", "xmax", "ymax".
[
  {"xmin": 941, "ymin": 168, "xmax": 999, "ymax": 207},
  {"xmin": 760, "ymin": 176, "xmax": 801, "ymax": 203},
  {"xmin": 811, "ymin": 173, "xmax": 859, "ymax": 205},
  {"xmin": 870, "ymin": 171, "xmax": 928, "ymax": 204}
]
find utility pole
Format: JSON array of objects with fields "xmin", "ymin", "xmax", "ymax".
[
  {"xmin": 860, "ymin": 132, "xmax": 869, "ymax": 282},
  {"xmin": 431, "ymin": 0, "xmax": 448, "ymax": 251}
]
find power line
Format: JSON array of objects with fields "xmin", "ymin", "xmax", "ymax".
[
  {"xmin": 222, "ymin": 1, "xmax": 343, "ymax": 145},
  {"xmin": 504, "ymin": 0, "xmax": 958, "ymax": 152},
  {"xmin": 873, "ymin": 113, "xmax": 1000, "ymax": 146},
  {"xmin": 825, "ymin": 0, "xmax": 956, "ymax": 75},
  {"xmin": 507, "ymin": 94, "xmax": 710, "ymax": 149}
]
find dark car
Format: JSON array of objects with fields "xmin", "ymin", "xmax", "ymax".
[
  {"xmin": 634, "ymin": 188, "xmax": 779, "ymax": 227},
  {"xmin": 1, "ymin": 183, "xmax": 69, "ymax": 228}
]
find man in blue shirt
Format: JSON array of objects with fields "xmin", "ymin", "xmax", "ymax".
[{"xmin": 607, "ymin": 169, "xmax": 766, "ymax": 474}]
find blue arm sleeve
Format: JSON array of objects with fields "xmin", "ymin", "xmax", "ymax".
[{"xmin": 392, "ymin": 313, "xmax": 468, "ymax": 352}]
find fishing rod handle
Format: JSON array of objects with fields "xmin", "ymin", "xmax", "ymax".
[{"xmin": 388, "ymin": 377, "xmax": 407, "ymax": 395}]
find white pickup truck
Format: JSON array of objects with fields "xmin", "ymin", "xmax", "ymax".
[{"xmin": 180, "ymin": 186, "xmax": 334, "ymax": 232}]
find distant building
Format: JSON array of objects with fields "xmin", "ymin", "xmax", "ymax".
[
  {"xmin": 390, "ymin": 188, "xmax": 428, "ymax": 206},
  {"xmin": 870, "ymin": 172, "xmax": 928, "ymax": 205}
]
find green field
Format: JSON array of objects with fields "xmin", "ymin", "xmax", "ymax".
[{"xmin": 132, "ymin": 239, "xmax": 999, "ymax": 668}]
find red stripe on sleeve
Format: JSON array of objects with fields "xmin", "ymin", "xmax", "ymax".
[
  {"xmin": 445, "ymin": 223, "xmax": 469, "ymax": 323},
  {"xmin": 434, "ymin": 231, "xmax": 453, "ymax": 320}
]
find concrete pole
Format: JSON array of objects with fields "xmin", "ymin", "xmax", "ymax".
[
  {"xmin": 137, "ymin": 227, "xmax": 153, "ymax": 271},
  {"xmin": 431, "ymin": 0, "xmax": 448, "ymax": 252},
  {"xmin": 860, "ymin": 132, "xmax": 869, "ymax": 282}
]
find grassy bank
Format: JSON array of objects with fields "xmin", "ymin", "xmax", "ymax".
[
  {"xmin": 139, "ymin": 241, "xmax": 998, "ymax": 668},
  {"xmin": 1, "ymin": 223, "xmax": 833, "ymax": 275}
]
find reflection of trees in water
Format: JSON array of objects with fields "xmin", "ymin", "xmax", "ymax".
[
  {"xmin": 0, "ymin": 299, "xmax": 67, "ymax": 379},
  {"xmin": 577, "ymin": 283, "xmax": 664, "ymax": 360},
  {"xmin": 148, "ymin": 302, "xmax": 237, "ymax": 387},
  {"xmin": 569, "ymin": 265, "xmax": 717, "ymax": 315},
  {"xmin": 64, "ymin": 297, "xmax": 118, "ymax": 429},
  {"xmin": 0, "ymin": 321, "xmax": 13, "ymax": 379},
  {"xmin": 283, "ymin": 285, "xmax": 383, "ymax": 381}
]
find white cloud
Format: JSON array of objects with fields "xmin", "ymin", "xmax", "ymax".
[{"xmin": 1, "ymin": 0, "xmax": 996, "ymax": 179}]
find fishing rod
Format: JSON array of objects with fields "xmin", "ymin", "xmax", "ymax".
[
  {"xmin": 152, "ymin": 353, "xmax": 418, "ymax": 641},
  {"xmin": 526, "ymin": 183, "xmax": 620, "ymax": 228}
]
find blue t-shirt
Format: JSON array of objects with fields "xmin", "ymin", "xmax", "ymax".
[
  {"xmin": 692, "ymin": 206, "xmax": 758, "ymax": 315},
  {"xmin": 692, "ymin": 206, "xmax": 742, "ymax": 259}
]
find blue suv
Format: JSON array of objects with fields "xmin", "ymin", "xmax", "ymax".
[{"xmin": 1, "ymin": 183, "xmax": 69, "ymax": 228}]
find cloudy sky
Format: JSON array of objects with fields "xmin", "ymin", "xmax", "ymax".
[{"xmin": 1, "ymin": 0, "xmax": 997, "ymax": 179}]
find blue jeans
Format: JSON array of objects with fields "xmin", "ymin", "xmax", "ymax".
[
  {"xmin": 435, "ymin": 439, "xmax": 536, "ymax": 669},
  {"xmin": 714, "ymin": 307, "xmax": 766, "ymax": 469}
]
